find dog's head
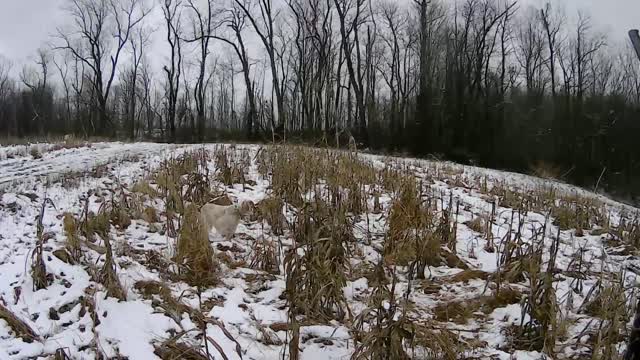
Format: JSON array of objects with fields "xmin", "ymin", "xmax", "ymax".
[{"xmin": 226, "ymin": 204, "xmax": 242, "ymax": 217}]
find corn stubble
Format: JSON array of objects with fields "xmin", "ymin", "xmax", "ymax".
[
  {"xmin": 36, "ymin": 145, "xmax": 639, "ymax": 359},
  {"xmin": 175, "ymin": 204, "xmax": 218, "ymax": 287}
]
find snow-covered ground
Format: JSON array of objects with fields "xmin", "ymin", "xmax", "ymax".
[{"xmin": 0, "ymin": 142, "xmax": 637, "ymax": 359}]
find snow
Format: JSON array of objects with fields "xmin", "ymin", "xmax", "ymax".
[
  {"xmin": 210, "ymin": 287, "xmax": 251, "ymax": 324},
  {"xmin": 96, "ymin": 296, "xmax": 179, "ymax": 360},
  {"xmin": 0, "ymin": 141, "xmax": 637, "ymax": 359}
]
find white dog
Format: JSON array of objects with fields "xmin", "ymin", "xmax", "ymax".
[{"xmin": 200, "ymin": 203, "xmax": 242, "ymax": 241}]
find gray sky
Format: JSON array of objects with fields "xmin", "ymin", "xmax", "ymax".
[
  {"xmin": 0, "ymin": 0, "xmax": 638, "ymax": 74},
  {"xmin": 0, "ymin": 0, "xmax": 64, "ymax": 62},
  {"xmin": 528, "ymin": 0, "xmax": 639, "ymax": 41}
]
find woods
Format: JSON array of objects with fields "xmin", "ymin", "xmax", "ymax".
[{"xmin": 1, "ymin": 0, "xmax": 640, "ymax": 202}]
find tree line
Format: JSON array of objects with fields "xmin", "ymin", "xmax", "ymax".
[{"xmin": 1, "ymin": 0, "xmax": 640, "ymax": 203}]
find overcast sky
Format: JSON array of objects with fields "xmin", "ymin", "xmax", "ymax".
[
  {"xmin": 0, "ymin": 0, "xmax": 65, "ymax": 62},
  {"xmin": 0, "ymin": 0, "xmax": 638, "ymax": 72}
]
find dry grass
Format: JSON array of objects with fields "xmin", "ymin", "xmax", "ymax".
[
  {"xmin": 52, "ymin": 348, "xmax": 71, "ymax": 360},
  {"xmin": 154, "ymin": 154, "xmax": 198, "ymax": 214},
  {"xmin": 530, "ymin": 161, "xmax": 564, "ymax": 180},
  {"xmin": 59, "ymin": 171, "xmax": 83, "ymax": 190},
  {"xmin": 514, "ymin": 231, "xmax": 559, "ymax": 354},
  {"xmin": 0, "ymin": 302, "xmax": 40, "ymax": 343},
  {"xmin": 446, "ymin": 269, "xmax": 490, "ymax": 283},
  {"xmin": 154, "ymin": 337, "xmax": 210, "ymax": 360},
  {"xmin": 98, "ymin": 234, "xmax": 127, "ymax": 301},
  {"xmin": 183, "ymin": 173, "xmax": 213, "ymax": 207},
  {"xmin": 352, "ymin": 264, "xmax": 412, "ymax": 360},
  {"xmin": 434, "ymin": 286, "xmax": 522, "ymax": 324},
  {"xmin": 433, "ymin": 301, "xmax": 475, "ymax": 324},
  {"xmin": 0, "ymin": 135, "xmax": 102, "ymax": 146},
  {"xmin": 30, "ymin": 147, "xmax": 42, "ymax": 159},
  {"xmin": 132, "ymin": 180, "xmax": 160, "ymax": 198},
  {"xmin": 107, "ymin": 198, "xmax": 132, "ymax": 231},
  {"xmin": 270, "ymin": 148, "xmax": 305, "ymax": 207},
  {"xmin": 465, "ymin": 216, "xmax": 485, "ymax": 234},
  {"xmin": 91, "ymin": 163, "xmax": 110, "ymax": 178},
  {"xmin": 8, "ymin": 144, "xmax": 634, "ymax": 358},
  {"xmin": 387, "ymin": 195, "xmax": 459, "ymax": 280},
  {"xmin": 135, "ymin": 278, "xmax": 241, "ymax": 359},
  {"xmin": 214, "ymin": 146, "xmax": 246, "ymax": 186},
  {"xmin": 581, "ymin": 274, "xmax": 629, "ymax": 360},
  {"xmin": 385, "ymin": 176, "xmax": 431, "ymax": 269},
  {"xmin": 31, "ymin": 198, "xmax": 52, "ymax": 291},
  {"xmin": 412, "ymin": 324, "xmax": 468, "ymax": 360},
  {"xmin": 63, "ymin": 212, "xmax": 82, "ymax": 261},
  {"xmin": 142, "ymin": 206, "xmax": 159, "ymax": 223},
  {"xmin": 552, "ymin": 198, "xmax": 595, "ymax": 232},
  {"xmin": 240, "ymin": 200, "xmax": 258, "ymax": 222},
  {"xmin": 258, "ymin": 197, "xmax": 286, "ymax": 236},
  {"xmin": 490, "ymin": 182, "xmax": 526, "ymax": 210},
  {"xmin": 175, "ymin": 204, "xmax": 218, "ymax": 287},
  {"xmin": 278, "ymin": 155, "xmax": 370, "ymax": 322},
  {"xmin": 134, "ymin": 280, "xmax": 194, "ymax": 323},
  {"xmin": 250, "ymin": 236, "xmax": 280, "ymax": 274},
  {"xmin": 285, "ymin": 217, "xmax": 349, "ymax": 321},
  {"xmin": 80, "ymin": 195, "xmax": 110, "ymax": 241}
]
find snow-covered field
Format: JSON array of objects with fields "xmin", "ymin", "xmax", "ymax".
[{"xmin": 0, "ymin": 142, "xmax": 637, "ymax": 359}]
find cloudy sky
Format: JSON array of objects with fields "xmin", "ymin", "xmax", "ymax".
[
  {"xmin": 0, "ymin": 0, "xmax": 65, "ymax": 61},
  {"xmin": 0, "ymin": 0, "xmax": 638, "ymax": 72}
]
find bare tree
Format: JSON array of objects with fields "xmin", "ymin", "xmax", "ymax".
[
  {"xmin": 540, "ymin": 3, "xmax": 562, "ymax": 98},
  {"xmin": 55, "ymin": 0, "xmax": 149, "ymax": 136},
  {"xmin": 53, "ymin": 52, "xmax": 73, "ymax": 133},
  {"xmin": 334, "ymin": 0, "xmax": 368, "ymax": 144},
  {"xmin": 204, "ymin": 55, "xmax": 218, "ymax": 130},
  {"xmin": 414, "ymin": 0, "xmax": 430, "ymax": 99},
  {"xmin": 379, "ymin": 1, "xmax": 403, "ymax": 142},
  {"xmin": 287, "ymin": 0, "xmax": 308, "ymax": 132},
  {"xmin": 185, "ymin": 0, "xmax": 216, "ymax": 141},
  {"xmin": 573, "ymin": 13, "xmax": 605, "ymax": 102},
  {"xmin": 412, "ymin": 0, "xmax": 446, "ymax": 152},
  {"xmin": 302, "ymin": 0, "xmax": 335, "ymax": 133},
  {"xmin": 621, "ymin": 49, "xmax": 640, "ymax": 105},
  {"xmin": 117, "ymin": 36, "xmax": 148, "ymax": 139},
  {"xmin": 590, "ymin": 51, "xmax": 613, "ymax": 97},
  {"xmin": 0, "ymin": 56, "xmax": 10, "ymax": 95},
  {"xmin": 234, "ymin": 0, "xmax": 286, "ymax": 135},
  {"xmin": 0, "ymin": 56, "xmax": 14, "ymax": 136},
  {"xmin": 139, "ymin": 58, "xmax": 154, "ymax": 137},
  {"xmin": 162, "ymin": 0, "xmax": 183, "ymax": 142},
  {"xmin": 21, "ymin": 49, "xmax": 51, "ymax": 135},
  {"xmin": 124, "ymin": 27, "xmax": 151, "ymax": 139},
  {"xmin": 498, "ymin": 2, "xmax": 517, "ymax": 97},
  {"xmin": 179, "ymin": 55, "xmax": 195, "ymax": 134},
  {"xmin": 515, "ymin": 7, "xmax": 547, "ymax": 97},
  {"xmin": 205, "ymin": 5, "xmax": 257, "ymax": 139},
  {"xmin": 70, "ymin": 54, "xmax": 88, "ymax": 135}
]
